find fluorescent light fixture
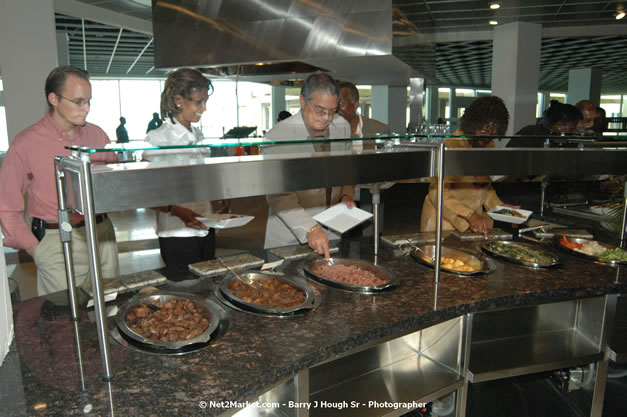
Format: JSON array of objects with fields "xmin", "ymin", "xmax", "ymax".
[
  {"xmin": 489, "ymin": 2, "xmax": 501, "ymax": 10},
  {"xmin": 616, "ymin": 11, "xmax": 625, "ymax": 20},
  {"xmin": 489, "ymin": 20, "xmax": 499, "ymax": 25}
]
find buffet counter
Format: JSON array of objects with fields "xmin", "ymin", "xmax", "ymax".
[{"xmin": 1, "ymin": 232, "xmax": 625, "ymax": 417}]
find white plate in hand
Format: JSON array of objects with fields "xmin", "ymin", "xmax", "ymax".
[
  {"xmin": 312, "ymin": 204, "xmax": 373, "ymax": 234},
  {"xmin": 196, "ymin": 214, "xmax": 254, "ymax": 229},
  {"xmin": 487, "ymin": 206, "xmax": 532, "ymax": 225}
]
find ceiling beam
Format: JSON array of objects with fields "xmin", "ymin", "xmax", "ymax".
[
  {"xmin": 53, "ymin": 0, "xmax": 152, "ymax": 35},
  {"xmin": 394, "ymin": 24, "xmax": 627, "ymax": 46}
]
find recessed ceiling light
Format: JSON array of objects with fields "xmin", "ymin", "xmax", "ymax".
[
  {"xmin": 489, "ymin": 2, "xmax": 501, "ymax": 10},
  {"xmin": 489, "ymin": 20, "xmax": 499, "ymax": 25},
  {"xmin": 616, "ymin": 11, "xmax": 626, "ymax": 20}
]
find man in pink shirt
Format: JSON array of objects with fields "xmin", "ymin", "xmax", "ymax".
[{"xmin": 0, "ymin": 66, "xmax": 119, "ymax": 295}]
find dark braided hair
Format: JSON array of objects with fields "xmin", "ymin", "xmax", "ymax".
[
  {"xmin": 161, "ymin": 68, "xmax": 213, "ymax": 123},
  {"xmin": 459, "ymin": 96, "xmax": 509, "ymax": 135}
]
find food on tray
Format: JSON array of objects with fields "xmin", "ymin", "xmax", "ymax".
[
  {"xmin": 560, "ymin": 236, "xmax": 627, "ymax": 261},
  {"xmin": 492, "ymin": 208, "xmax": 525, "ymax": 218},
  {"xmin": 314, "ymin": 264, "xmax": 389, "ymax": 287},
  {"xmin": 125, "ymin": 298, "xmax": 211, "ymax": 342},
  {"xmin": 485, "ymin": 241, "xmax": 558, "ymax": 266},
  {"xmin": 560, "ymin": 235, "xmax": 582, "ymax": 250},
  {"xmin": 599, "ymin": 248, "xmax": 627, "ymax": 262},
  {"xmin": 227, "ymin": 279, "xmax": 306, "ymax": 308},
  {"xmin": 439, "ymin": 256, "xmax": 476, "ymax": 272}
]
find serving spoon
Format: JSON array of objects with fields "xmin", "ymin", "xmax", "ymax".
[
  {"xmin": 217, "ymin": 257, "xmax": 261, "ymax": 289},
  {"xmin": 405, "ymin": 239, "xmax": 436, "ymax": 264}
]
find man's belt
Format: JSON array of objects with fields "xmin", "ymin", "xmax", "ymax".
[{"xmin": 43, "ymin": 214, "xmax": 108, "ymax": 229}]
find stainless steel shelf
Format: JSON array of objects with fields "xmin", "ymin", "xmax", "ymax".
[
  {"xmin": 468, "ymin": 328, "xmax": 603, "ymax": 383},
  {"xmin": 60, "ymin": 146, "xmax": 627, "ymax": 214},
  {"xmin": 310, "ymin": 354, "xmax": 463, "ymax": 417}
]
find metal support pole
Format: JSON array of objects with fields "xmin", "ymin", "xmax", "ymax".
[
  {"xmin": 373, "ymin": 184, "xmax": 381, "ymax": 256},
  {"xmin": 54, "ymin": 160, "xmax": 80, "ymax": 320},
  {"xmin": 434, "ymin": 142, "xmax": 445, "ymax": 285},
  {"xmin": 540, "ymin": 177, "xmax": 549, "ymax": 217},
  {"xmin": 77, "ymin": 153, "xmax": 115, "ymax": 381},
  {"xmin": 620, "ymin": 181, "xmax": 626, "ymax": 248}
]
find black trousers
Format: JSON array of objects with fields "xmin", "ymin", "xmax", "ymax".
[{"xmin": 158, "ymin": 229, "xmax": 216, "ymax": 273}]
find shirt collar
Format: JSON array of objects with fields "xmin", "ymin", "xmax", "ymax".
[
  {"xmin": 44, "ymin": 111, "xmax": 84, "ymax": 141},
  {"xmin": 166, "ymin": 117, "xmax": 196, "ymax": 142}
]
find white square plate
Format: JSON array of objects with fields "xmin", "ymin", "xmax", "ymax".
[
  {"xmin": 487, "ymin": 206, "xmax": 532, "ymax": 225},
  {"xmin": 196, "ymin": 213, "xmax": 254, "ymax": 229},
  {"xmin": 312, "ymin": 204, "xmax": 373, "ymax": 234}
]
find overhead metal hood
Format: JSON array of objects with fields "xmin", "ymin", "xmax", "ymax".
[{"xmin": 152, "ymin": 0, "xmax": 427, "ymax": 85}]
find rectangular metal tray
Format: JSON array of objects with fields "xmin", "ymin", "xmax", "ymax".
[{"xmin": 188, "ymin": 253, "xmax": 264, "ymax": 276}]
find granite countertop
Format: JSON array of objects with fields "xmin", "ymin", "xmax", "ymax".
[{"xmin": 1, "ymin": 234, "xmax": 625, "ymax": 417}]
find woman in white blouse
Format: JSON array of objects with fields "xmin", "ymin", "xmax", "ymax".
[{"xmin": 143, "ymin": 68, "xmax": 219, "ymax": 274}]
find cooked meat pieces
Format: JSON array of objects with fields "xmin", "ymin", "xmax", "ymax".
[
  {"xmin": 314, "ymin": 264, "xmax": 389, "ymax": 287},
  {"xmin": 125, "ymin": 298, "xmax": 211, "ymax": 343},
  {"xmin": 227, "ymin": 279, "xmax": 306, "ymax": 308}
]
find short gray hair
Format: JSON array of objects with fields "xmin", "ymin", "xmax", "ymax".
[{"xmin": 301, "ymin": 73, "xmax": 339, "ymax": 102}]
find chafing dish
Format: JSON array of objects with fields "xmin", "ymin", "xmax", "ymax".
[
  {"xmin": 115, "ymin": 291, "xmax": 221, "ymax": 350},
  {"xmin": 303, "ymin": 257, "xmax": 398, "ymax": 293}
]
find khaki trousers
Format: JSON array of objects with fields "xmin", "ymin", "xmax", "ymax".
[{"xmin": 33, "ymin": 217, "xmax": 119, "ymax": 295}]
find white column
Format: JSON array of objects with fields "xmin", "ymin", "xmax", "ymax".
[
  {"xmin": 491, "ymin": 21, "xmax": 542, "ymax": 137},
  {"xmin": 567, "ymin": 68, "xmax": 602, "ymax": 107},
  {"xmin": 57, "ymin": 32, "xmax": 70, "ymax": 66},
  {"xmin": 372, "ymin": 85, "xmax": 407, "ymax": 134},
  {"xmin": 0, "ymin": 0, "xmax": 58, "ymax": 143},
  {"xmin": 271, "ymin": 85, "xmax": 286, "ymax": 127},
  {"xmin": 427, "ymin": 86, "xmax": 439, "ymax": 124}
]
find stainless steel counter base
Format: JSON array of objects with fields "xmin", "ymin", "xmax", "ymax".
[{"xmin": 231, "ymin": 296, "xmax": 618, "ymax": 417}]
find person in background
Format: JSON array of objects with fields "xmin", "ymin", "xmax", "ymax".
[
  {"xmin": 146, "ymin": 112, "xmax": 163, "ymax": 133},
  {"xmin": 575, "ymin": 100, "xmax": 598, "ymax": 136},
  {"xmin": 277, "ymin": 110, "xmax": 292, "ymax": 123},
  {"xmin": 420, "ymin": 96, "xmax": 518, "ymax": 238},
  {"xmin": 338, "ymin": 81, "xmax": 389, "ymax": 151},
  {"xmin": 593, "ymin": 106, "xmax": 607, "ymax": 136},
  {"xmin": 0, "ymin": 66, "xmax": 119, "ymax": 295},
  {"xmin": 116, "ymin": 116, "xmax": 129, "ymax": 143},
  {"xmin": 143, "ymin": 68, "xmax": 220, "ymax": 275},
  {"xmin": 262, "ymin": 73, "xmax": 355, "ymax": 258},
  {"xmin": 509, "ymin": 100, "xmax": 582, "ymax": 147}
]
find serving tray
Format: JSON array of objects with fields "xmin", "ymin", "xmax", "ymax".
[
  {"xmin": 80, "ymin": 270, "xmax": 166, "ymax": 297},
  {"xmin": 452, "ymin": 228, "xmax": 512, "ymax": 241},
  {"xmin": 555, "ymin": 236, "xmax": 627, "ymax": 266},
  {"xmin": 189, "ymin": 253, "xmax": 264, "ymax": 277},
  {"xmin": 409, "ymin": 244, "xmax": 489, "ymax": 276},
  {"xmin": 115, "ymin": 291, "xmax": 221, "ymax": 350},
  {"xmin": 303, "ymin": 257, "xmax": 398, "ymax": 293},
  {"xmin": 217, "ymin": 271, "xmax": 318, "ymax": 316},
  {"xmin": 270, "ymin": 244, "xmax": 339, "ymax": 260},
  {"xmin": 481, "ymin": 241, "xmax": 560, "ymax": 268}
]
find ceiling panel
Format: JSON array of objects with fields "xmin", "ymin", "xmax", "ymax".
[{"xmin": 58, "ymin": 0, "xmax": 627, "ymax": 93}]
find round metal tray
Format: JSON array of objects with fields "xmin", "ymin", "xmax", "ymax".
[
  {"xmin": 115, "ymin": 291, "xmax": 221, "ymax": 350},
  {"xmin": 481, "ymin": 240, "xmax": 560, "ymax": 268},
  {"xmin": 409, "ymin": 244, "xmax": 489, "ymax": 276},
  {"xmin": 303, "ymin": 257, "xmax": 398, "ymax": 293},
  {"xmin": 555, "ymin": 236, "xmax": 627, "ymax": 266},
  {"xmin": 218, "ymin": 271, "xmax": 317, "ymax": 316}
]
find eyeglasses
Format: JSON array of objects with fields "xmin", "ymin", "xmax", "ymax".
[
  {"xmin": 307, "ymin": 101, "xmax": 337, "ymax": 118},
  {"xmin": 57, "ymin": 94, "xmax": 91, "ymax": 108}
]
